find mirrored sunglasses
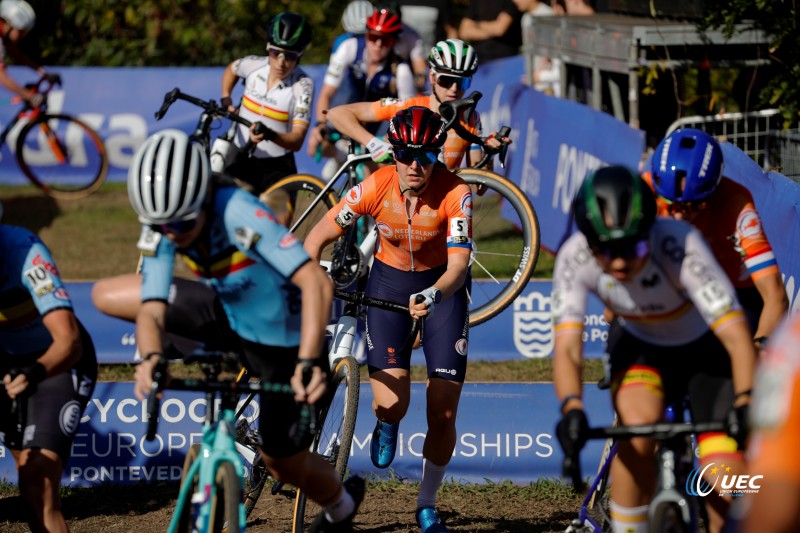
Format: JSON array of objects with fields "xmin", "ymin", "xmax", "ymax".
[
  {"xmin": 394, "ymin": 149, "xmax": 439, "ymax": 166},
  {"xmin": 435, "ymin": 74, "xmax": 472, "ymax": 91},
  {"xmin": 267, "ymin": 45, "xmax": 302, "ymax": 62},
  {"xmin": 592, "ymin": 238, "xmax": 649, "ymax": 260},
  {"xmin": 156, "ymin": 218, "xmax": 198, "ymax": 235},
  {"xmin": 366, "ymin": 32, "xmax": 397, "ymax": 45}
]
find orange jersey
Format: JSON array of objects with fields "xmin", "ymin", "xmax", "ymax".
[
  {"xmin": 325, "ymin": 165, "xmax": 473, "ymax": 271},
  {"xmin": 749, "ymin": 315, "xmax": 800, "ymax": 481},
  {"xmin": 642, "ymin": 174, "xmax": 779, "ymax": 288},
  {"xmin": 371, "ymin": 96, "xmax": 482, "ymax": 171}
]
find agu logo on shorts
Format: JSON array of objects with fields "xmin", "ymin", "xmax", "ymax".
[
  {"xmin": 60, "ymin": 400, "xmax": 82, "ymax": 436},
  {"xmin": 686, "ymin": 463, "xmax": 764, "ymax": 497}
]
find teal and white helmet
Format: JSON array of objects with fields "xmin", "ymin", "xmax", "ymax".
[{"xmin": 428, "ymin": 39, "xmax": 478, "ymax": 77}]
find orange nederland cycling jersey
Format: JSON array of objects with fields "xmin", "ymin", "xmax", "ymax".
[
  {"xmin": 749, "ymin": 314, "xmax": 800, "ymax": 480},
  {"xmin": 643, "ymin": 174, "xmax": 779, "ymax": 288},
  {"xmin": 371, "ymin": 96, "xmax": 482, "ymax": 171},
  {"xmin": 325, "ymin": 165, "xmax": 473, "ymax": 271}
]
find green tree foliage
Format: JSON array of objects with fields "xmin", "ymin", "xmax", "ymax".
[{"xmin": 700, "ymin": 0, "xmax": 800, "ymax": 125}]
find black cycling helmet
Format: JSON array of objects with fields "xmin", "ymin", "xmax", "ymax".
[
  {"xmin": 573, "ymin": 165, "xmax": 656, "ymax": 248},
  {"xmin": 267, "ymin": 12, "xmax": 313, "ymax": 52}
]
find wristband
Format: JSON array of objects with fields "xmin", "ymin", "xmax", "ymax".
[
  {"xmin": 560, "ymin": 394, "xmax": 582, "ymax": 413},
  {"xmin": 143, "ymin": 351, "xmax": 163, "ymax": 362}
]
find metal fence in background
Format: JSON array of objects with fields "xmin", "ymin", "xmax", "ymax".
[{"xmin": 667, "ymin": 109, "xmax": 800, "ymax": 182}]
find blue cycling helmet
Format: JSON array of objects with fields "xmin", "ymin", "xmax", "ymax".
[{"xmin": 651, "ymin": 128, "xmax": 723, "ymax": 202}]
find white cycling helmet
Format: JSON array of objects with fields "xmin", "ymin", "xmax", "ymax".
[
  {"xmin": 0, "ymin": 0, "xmax": 35, "ymax": 32},
  {"xmin": 341, "ymin": 0, "xmax": 373, "ymax": 34},
  {"xmin": 128, "ymin": 129, "xmax": 210, "ymax": 225},
  {"xmin": 428, "ymin": 39, "xmax": 479, "ymax": 77}
]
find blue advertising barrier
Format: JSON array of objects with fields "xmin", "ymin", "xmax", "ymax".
[
  {"xmin": 67, "ymin": 280, "xmax": 610, "ymax": 364},
  {"xmin": 0, "ymin": 382, "xmax": 614, "ymax": 486}
]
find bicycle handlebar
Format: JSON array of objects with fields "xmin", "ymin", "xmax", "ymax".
[
  {"xmin": 154, "ymin": 88, "xmax": 270, "ymax": 139},
  {"xmin": 563, "ymin": 420, "xmax": 728, "ymax": 491}
]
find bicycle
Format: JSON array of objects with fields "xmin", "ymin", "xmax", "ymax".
[
  {"xmin": 265, "ymin": 90, "xmax": 541, "ymax": 326},
  {"xmin": 0, "ymin": 75, "xmax": 108, "ymax": 200},
  {"xmin": 563, "ymin": 413, "xmax": 726, "ymax": 533},
  {"xmin": 144, "ymin": 350, "xmax": 311, "ymax": 533}
]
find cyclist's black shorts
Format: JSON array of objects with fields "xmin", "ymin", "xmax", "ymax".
[
  {"xmin": 607, "ymin": 322, "xmax": 733, "ymax": 424},
  {"xmin": 163, "ymin": 277, "xmax": 319, "ymax": 458},
  {"xmin": 0, "ymin": 320, "xmax": 98, "ymax": 462},
  {"xmin": 364, "ymin": 260, "xmax": 470, "ymax": 383},
  {"xmin": 226, "ymin": 151, "xmax": 297, "ymax": 195}
]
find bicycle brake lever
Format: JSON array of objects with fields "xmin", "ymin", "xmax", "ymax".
[{"xmin": 155, "ymin": 88, "xmax": 180, "ymax": 120}]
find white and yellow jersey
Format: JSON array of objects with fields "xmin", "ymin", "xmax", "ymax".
[
  {"xmin": 231, "ymin": 56, "xmax": 313, "ymax": 159},
  {"xmin": 552, "ymin": 218, "xmax": 745, "ymax": 346}
]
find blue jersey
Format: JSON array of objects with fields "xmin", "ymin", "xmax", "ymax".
[
  {"xmin": 139, "ymin": 187, "xmax": 311, "ymax": 347},
  {"xmin": 0, "ymin": 225, "xmax": 73, "ymax": 356}
]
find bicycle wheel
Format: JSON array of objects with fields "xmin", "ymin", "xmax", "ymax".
[
  {"xmin": 265, "ymin": 174, "xmax": 339, "ymax": 243},
  {"xmin": 176, "ymin": 444, "xmax": 202, "ymax": 533},
  {"xmin": 15, "ymin": 113, "xmax": 108, "ymax": 200},
  {"xmin": 210, "ymin": 462, "xmax": 241, "ymax": 533},
  {"xmin": 292, "ymin": 355, "xmax": 360, "ymax": 532},
  {"xmin": 456, "ymin": 169, "xmax": 540, "ymax": 326}
]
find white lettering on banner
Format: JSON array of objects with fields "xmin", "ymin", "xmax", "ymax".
[
  {"xmin": 351, "ymin": 431, "xmax": 554, "ymax": 459},
  {"xmin": 520, "ymin": 118, "xmax": 541, "ymax": 198},
  {"xmin": 552, "ymin": 144, "xmax": 604, "ymax": 213},
  {"xmin": 106, "ymin": 114, "xmax": 148, "ymax": 169},
  {"xmin": 513, "ymin": 292, "xmax": 553, "ymax": 358},
  {"xmin": 69, "ymin": 466, "xmax": 183, "ymax": 483}
]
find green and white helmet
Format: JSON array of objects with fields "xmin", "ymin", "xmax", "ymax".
[{"xmin": 428, "ymin": 39, "xmax": 478, "ymax": 77}]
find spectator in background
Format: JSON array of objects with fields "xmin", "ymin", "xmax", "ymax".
[
  {"xmin": 397, "ymin": 0, "xmax": 457, "ymax": 87},
  {"xmin": 458, "ymin": 0, "xmax": 523, "ymax": 63},
  {"xmin": 513, "ymin": 0, "xmax": 557, "ymax": 93}
]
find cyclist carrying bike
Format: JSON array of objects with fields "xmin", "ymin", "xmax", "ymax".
[
  {"xmin": 97, "ymin": 129, "xmax": 364, "ymax": 532},
  {"xmin": 325, "ymin": 38, "xmax": 508, "ymax": 171},
  {"xmin": 0, "ymin": 0, "xmax": 60, "ymax": 108},
  {"xmin": 552, "ymin": 166, "xmax": 757, "ymax": 533},
  {"xmin": 646, "ymin": 128, "xmax": 788, "ymax": 352},
  {"xmin": 305, "ymin": 107, "xmax": 472, "ymax": 533},
  {"xmin": 0, "ymin": 224, "xmax": 98, "ymax": 533},
  {"xmin": 307, "ymin": 6, "xmax": 415, "ymax": 167},
  {"xmin": 218, "ymin": 12, "xmax": 314, "ymax": 194}
]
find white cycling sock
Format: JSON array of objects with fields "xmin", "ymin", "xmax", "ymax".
[
  {"xmin": 416, "ymin": 458, "xmax": 448, "ymax": 509},
  {"xmin": 610, "ymin": 501, "xmax": 649, "ymax": 533},
  {"xmin": 324, "ymin": 487, "xmax": 355, "ymax": 523}
]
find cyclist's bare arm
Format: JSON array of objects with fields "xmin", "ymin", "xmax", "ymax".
[
  {"xmin": 752, "ymin": 271, "xmax": 789, "ymax": 342},
  {"xmin": 220, "ymin": 61, "xmax": 239, "ymax": 111},
  {"xmin": 133, "ymin": 300, "xmax": 169, "ymax": 400},
  {"xmin": 326, "ymin": 101, "xmax": 381, "ymax": 147},
  {"xmin": 553, "ymin": 329, "xmax": 586, "ymax": 412},
  {"xmin": 288, "ymin": 261, "xmax": 333, "ymax": 404},
  {"xmin": 714, "ymin": 318, "xmax": 757, "ymax": 399}
]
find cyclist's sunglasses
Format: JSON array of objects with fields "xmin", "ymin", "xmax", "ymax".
[
  {"xmin": 591, "ymin": 238, "xmax": 649, "ymax": 260},
  {"xmin": 267, "ymin": 44, "xmax": 302, "ymax": 62},
  {"xmin": 435, "ymin": 73, "xmax": 472, "ymax": 91},
  {"xmin": 394, "ymin": 149, "xmax": 439, "ymax": 166},
  {"xmin": 156, "ymin": 218, "xmax": 198, "ymax": 235},
  {"xmin": 366, "ymin": 32, "xmax": 397, "ymax": 46},
  {"xmin": 659, "ymin": 196, "xmax": 707, "ymax": 216}
]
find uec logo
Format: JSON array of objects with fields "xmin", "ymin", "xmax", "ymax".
[{"xmin": 686, "ymin": 463, "xmax": 763, "ymax": 496}]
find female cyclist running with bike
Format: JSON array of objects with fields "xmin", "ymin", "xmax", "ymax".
[{"xmin": 305, "ymin": 106, "xmax": 471, "ymax": 533}]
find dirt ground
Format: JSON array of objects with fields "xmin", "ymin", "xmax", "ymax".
[{"xmin": 0, "ymin": 479, "xmax": 582, "ymax": 532}]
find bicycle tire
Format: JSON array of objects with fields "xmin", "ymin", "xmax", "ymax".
[
  {"xmin": 292, "ymin": 355, "xmax": 360, "ymax": 532},
  {"xmin": 456, "ymin": 169, "xmax": 540, "ymax": 326},
  {"xmin": 649, "ymin": 501, "xmax": 690, "ymax": 533},
  {"xmin": 210, "ymin": 461, "xmax": 241, "ymax": 533},
  {"xmin": 176, "ymin": 443, "xmax": 202, "ymax": 533},
  {"xmin": 265, "ymin": 173, "xmax": 339, "ymax": 241},
  {"xmin": 15, "ymin": 113, "xmax": 108, "ymax": 200}
]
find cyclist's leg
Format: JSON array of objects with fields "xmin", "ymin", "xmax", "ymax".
[
  {"xmin": 686, "ymin": 331, "xmax": 744, "ymax": 533},
  {"xmin": 607, "ymin": 329, "xmax": 667, "ymax": 532}
]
